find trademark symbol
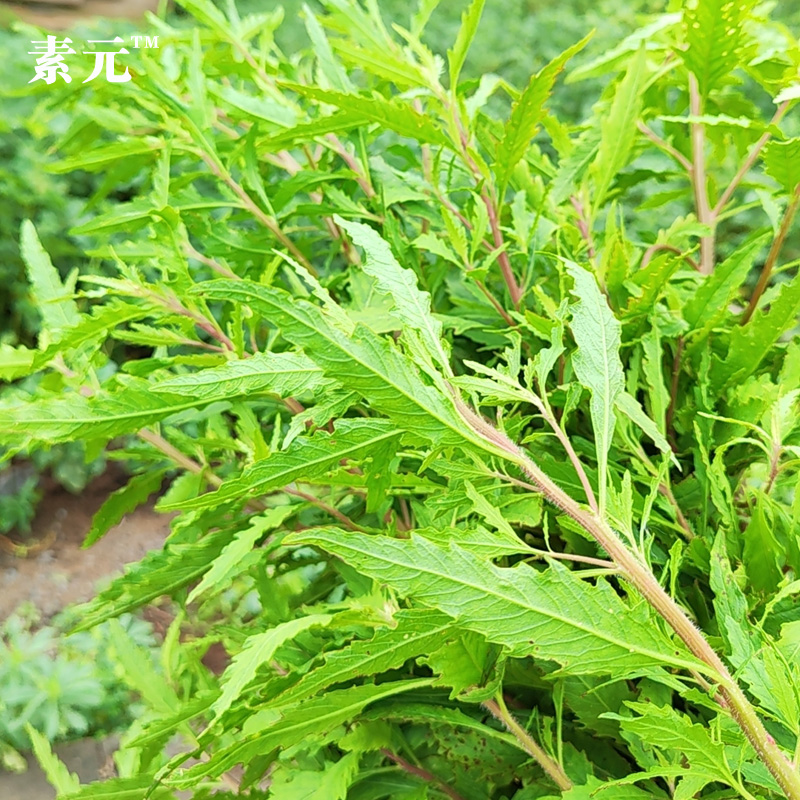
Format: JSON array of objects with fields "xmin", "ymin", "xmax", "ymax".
[{"xmin": 130, "ymin": 36, "xmax": 159, "ymax": 49}]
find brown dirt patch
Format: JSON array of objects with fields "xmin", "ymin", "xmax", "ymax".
[{"xmin": 0, "ymin": 470, "xmax": 171, "ymax": 620}]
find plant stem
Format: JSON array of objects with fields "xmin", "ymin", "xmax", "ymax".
[
  {"xmin": 641, "ymin": 243, "xmax": 699, "ymax": 273},
  {"xmin": 380, "ymin": 749, "xmax": 466, "ymax": 800},
  {"xmin": 512, "ymin": 449, "xmax": 800, "ymax": 799},
  {"xmin": 713, "ymin": 101, "xmax": 791, "ymax": 217},
  {"xmin": 741, "ymin": 183, "xmax": 800, "ymax": 324},
  {"xmin": 483, "ymin": 697, "xmax": 573, "ymax": 792},
  {"xmin": 197, "ymin": 150, "xmax": 314, "ymax": 273},
  {"xmin": 448, "ymin": 101, "xmax": 523, "ymax": 307},
  {"xmin": 688, "ymin": 74, "xmax": 715, "ymax": 275},
  {"xmin": 459, "ymin": 406, "xmax": 800, "ymax": 798},
  {"xmin": 637, "ymin": 121, "xmax": 692, "ymax": 172}
]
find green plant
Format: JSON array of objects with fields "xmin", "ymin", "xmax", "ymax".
[
  {"xmin": 3, "ymin": 0, "xmax": 800, "ymax": 798},
  {"xmin": 0, "ymin": 607, "xmax": 155, "ymax": 763}
]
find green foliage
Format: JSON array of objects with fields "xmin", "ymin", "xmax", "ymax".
[
  {"xmin": 0, "ymin": 609, "xmax": 155, "ymax": 754},
  {"xmin": 3, "ymin": 0, "xmax": 800, "ymax": 798}
]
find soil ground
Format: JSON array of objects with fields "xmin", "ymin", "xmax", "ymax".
[
  {"xmin": 0, "ymin": 470, "xmax": 172, "ymax": 620},
  {"xmin": 2, "ymin": 0, "xmax": 160, "ymax": 29},
  {"xmin": 0, "ymin": 471, "xmax": 172, "ymax": 798}
]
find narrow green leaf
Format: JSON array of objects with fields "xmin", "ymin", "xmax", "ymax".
[
  {"xmin": 761, "ymin": 137, "xmax": 800, "ymax": 195},
  {"xmin": 714, "ymin": 274, "xmax": 800, "ymax": 390},
  {"xmin": 591, "ymin": 46, "xmax": 647, "ymax": 211},
  {"xmin": 50, "ymin": 776, "xmax": 176, "ymax": 799},
  {"xmin": 565, "ymin": 260, "xmax": 624, "ymax": 513},
  {"xmin": 194, "ymin": 280, "xmax": 486, "ymax": 451},
  {"xmin": 616, "ymin": 702, "xmax": 738, "ymax": 792},
  {"xmin": 336, "ymin": 217, "xmax": 451, "ymax": 375},
  {"xmin": 166, "ymin": 419, "xmax": 401, "ymax": 510},
  {"xmin": 211, "ymin": 615, "xmax": 333, "ymax": 723},
  {"xmin": 447, "ymin": 0, "xmax": 486, "ymax": 89},
  {"xmin": 683, "ymin": 235, "xmax": 766, "ymax": 349},
  {"xmin": 495, "ymin": 36, "xmax": 590, "ymax": 192},
  {"xmin": 107, "ymin": 619, "xmax": 180, "ymax": 714},
  {"xmin": 265, "ymin": 608, "xmax": 454, "ymax": 708},
  {"xmin": 0, "ymin": 379, "xmax": 214, "ymax": 446},
  {"xmin": 615, "ymin": 391, "xmax": 672, "ymax": 457},
  {"xmin": 302, "ymin": 3, "xmax": 353, "ymax": 92},
  {"xmin": 0, "ymin": 344, "xmax": 35, "ymax": 382},
  {"xmin": 683, "ymin": 0, "xmax": 757, "ymax": 96},
  {"xmin": 289, "ymin": 530, "xmax": 703, "ymax": 675},
  {"xmin": 541, "ymin": 775, "xmax": 656, "ymax": 799},
  {"xmin": 70, "ymin": 529, "xmax": 232, "ymax": 631},
  {"xmin": 20, "ymin": 220, "xmax": 80, "ymax": 341},
  {"xmin": 153, "ymin": 351, "xmax": 329, "ymax": 401},
  {"xmin": 173, "ymin": 679, "xmax": 432, "ymax": 786},
  {"xmin": 83, "ymin": 469, "xmax": 167, "ymax": 548},
  {"xmin": 187, "ymin": 507, "xmax": 294, "ymax": 602},
  {"xmin": 25, "ymin": 725, "xmax": 80, "ymax": 797},
  {"xmin": 279, "ymin": 83, "xmax": 450, "ymax": 146}
]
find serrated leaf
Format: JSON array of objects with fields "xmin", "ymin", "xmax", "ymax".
[
  {"xmin": 186, "ymin": 507, "xmax": 294, "ymax": 603},
  {"xmin": 166, "ymin": 419, "xmax": 401, "ymax": 510},
  {"xmin": 268, "ymin": 751, "xmax": 359, "ymax": 800},
  {"xmin": 763, "ymin": 137, "xmax": 800, "ymax": 195},
  {"xmin": 540, "ymin": 775, "xmax": 656, "ymax": 799},
  {"xmin": 683, "ymin": 235, "xmax": 766, "ymax": 348},
  {"xmin": 70, "ymin": 529, "xmax": 231, "ymax": 631},
  {"xmin": 615, "ymin": 391, "xmax": 672, "ymax": 457},
  {"xmin": 173, "ymin": 679, "xmax": 432, "ymax": 786},
  {"xmin": 615, "ymin": 702, "xmax": 739, "ymax": 794},
  {"xmin": 20, "ymin": 220, "xmax": 80, "ymax": 342},
  {"xmin": 683, "ymin": 0, "xmax": 758, "ymax": 96},
  {"xmin": 335, "ymin": 217, "xmax": 451, "ymax": 375},
  {"xmin": 418, "ymin": 524, "xmax": 533, "ymax": 558},
  {"xmin": 83, "ymin": 469, "xmax": 167, "ymax": 548},
  {"xmin": 447, "ymin": 0, "xmax": 485, "ymax": 89},
  {"xmin": 153, "ymin": 351, "xmax": 328, "ymax": 401},
  {"xmin": 0, "ymin": 380, "xmax": 213, "ymax": 446},
  {"xmin": 194, "ymin": 281, "xmax": 485, "ymax": 451},
  {"xmin": 50, "ymin": 776, "xmax": 177, "ymax": 799},
  {"xmin": 265, "ymin": 608, "xmax": 454, "ymax": 708},
  {"xmin": 422, "ymin": 629, "xmax": 504, "ymax": 702},
  {"xmin": 495, "ymin": 36, "xmax": 590, "ymax": 192},
  {"xmin": 710, "ymin": 534, "xmax": 798, "ymax": 730},
  {"xmin": 591, "ymin": 47, "xmax": 647, "ymax": 211},
  {"xmin": 26, "ymin": 725, "xmax": 80, "ymax": 797},
  {"xmin": 279, "ymin": 83, "xmax": 450, "ymax": 146},
  {"xmin": 303, "ymin": 3, "xmax": 353, "ymax": 92},
  {"xmin": 0, "ymin": 344, "xmax": 35, "ymax": 382},
  {"xmin": 211, "ymin": 615, "xmax": 333, "ymax": 723},
  {"xmin": 289, "ymin": 530, "xmax": 703, "ymax": 675},
  {"xmin": 551, "ymin": 127, "xmax": 602, "ymax": 206},
  {"xmin": 713, "ymin": 273, "xmax": 800, "ymax": 390},
  {"xmin": 565, "ymin": 260, "xmax": 624, "ymax": 513}
]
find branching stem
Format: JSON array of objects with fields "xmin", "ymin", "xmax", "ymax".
[{"xmin": 742, "ymin": 183, "xmax": 800, "ymax": 324}]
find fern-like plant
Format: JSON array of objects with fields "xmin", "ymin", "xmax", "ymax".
[{"xmin": 3, "ymin": 0, "xmax": 800, "ymax": 798}]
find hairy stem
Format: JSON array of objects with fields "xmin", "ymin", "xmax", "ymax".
[
  {"xmin": 741, "ymin": 183, "xmax": 800, "ymax": 324},
  {"xmin": 512, "ymin": 448, "xmax": 800, "ymax": 799},
  {"xmin": 688, "ymin": 74, "xmax": 715, "ymax": 275},
  {"xmin": 459, "ymin": 405, "xmax": 800, "ymax": 798},
  {"xmin": 483, "ymin": 697, "xmax": 572, "ymax": 791}
]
